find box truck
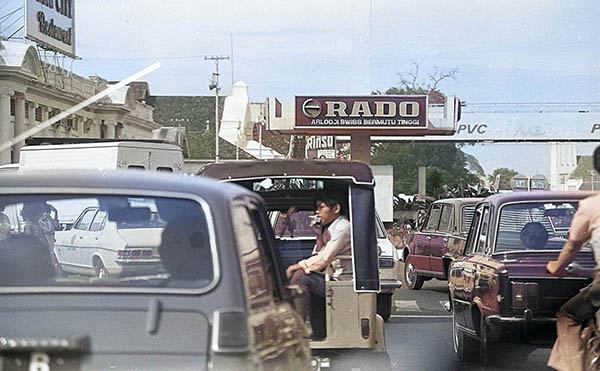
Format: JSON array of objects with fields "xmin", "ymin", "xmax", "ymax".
[{"xmin": 18, "ymin": 141, "xmax": 184, "ymax": 172}]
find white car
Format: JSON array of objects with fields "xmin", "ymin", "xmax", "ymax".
[
  {"xmin": 54, "ymin": 206, "xmax": 164, "ymax": 278},
  {"xmin": 375, "ymin": 214, "xmax": 402, "ymax": 321}
]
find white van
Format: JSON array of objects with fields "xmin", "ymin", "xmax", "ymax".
[{"xmin": 19, "ymin": 141, "xmax": 184, "ymax": 172}]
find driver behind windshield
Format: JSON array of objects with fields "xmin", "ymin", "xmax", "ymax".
[{"xmin": 286, "ymin": 190, "xmax": 351, "ymax": 314}]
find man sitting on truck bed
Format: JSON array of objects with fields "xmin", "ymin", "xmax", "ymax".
[{"xmin": 286, "ymin": 190, "xmax": 351, "ymax": 316}]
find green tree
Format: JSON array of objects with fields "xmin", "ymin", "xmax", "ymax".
[
  {"xmin": 371, "ymin": 64, "xmax": 479, "ymax": 198},
  {"xmin": 487, "ymin": 168, "xmax": 518, "ymax": 190},
  {"xmin": 372, "ymin": 142, "xmax": 479, "ymax": 197},
  {"xmin": 570, "ymin": 156, "xmax": 594, "ymax": 180}
]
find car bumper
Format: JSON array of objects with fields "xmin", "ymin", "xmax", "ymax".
[
  {"xmin": 485, "ymin": 313, "xmax": 556, "ymax": 326},
  {"xmin": 111, "ymin": 259, "xmax": 164, "ymax": 276},
  {"xmin": 380, "ymin": 280, "xmax": 402, "ymax": 293}
]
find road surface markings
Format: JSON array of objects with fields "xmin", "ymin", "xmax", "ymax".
[
  {"xmin": 440, "ymin": 300, "xmax": 451, "ymax": 312},
  {"xmin": 394, "ymin": 300, "xmax": 421, "ymax": 312}
]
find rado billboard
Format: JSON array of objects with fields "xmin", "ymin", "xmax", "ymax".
[{"xmin": 295, "ymin": 95, "xmax": 428, "ymax": 130}]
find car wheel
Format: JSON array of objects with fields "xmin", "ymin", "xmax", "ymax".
[
  {"xmin": 452, "ymin": 302, "xmax": 480, "ymax": 362},
  {"xmin": 94, "ymin": 259, "xmax": 109, "ymax": 279},
  {"xmin": 404, "ymin": 256, "xmax": 424, "ymax": 290},
  {"xmin": 377, "ymin": 293, "xmax": 393, "ymax": 321}
]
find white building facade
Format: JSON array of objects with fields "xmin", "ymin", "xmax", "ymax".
[{"xmin": 0, "ymin": 40, "xmax": 160, "ymax": 164}]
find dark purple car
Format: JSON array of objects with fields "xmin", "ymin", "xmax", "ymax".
[
  {"xmin": 449, "ymin": 191, "xmax": 596, "ymax": 362},
  {"xmin": 403, "ymin": 198, "xmax": 481, "ymax": 290}
]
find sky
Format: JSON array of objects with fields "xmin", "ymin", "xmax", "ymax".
[{"xmin": 1, "ymin": 0, "xmax": 599, "ymax": 178}]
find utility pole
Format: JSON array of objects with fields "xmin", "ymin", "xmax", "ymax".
[{"xmin": 205, "ymin": 55, "xmax": 229, "ymax": 163}]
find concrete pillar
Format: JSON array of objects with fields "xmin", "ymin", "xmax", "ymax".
[
  {"xmin": 27, "ymin": 102, "xmax": 36, "ymax": 129},
  {"xmin": 418, "ymin": 167, "xmax": 427, "ymax": 196},
  {"xmin": 115, "ymin": 122, "xmax": 123, "ymax": 139},
  {"xmin": 12, "ymin": 93, "xmax": 26, "ymax": 162},
  {"xmin": 105, "ymin": 119, "xmax": 117, "ymax": 139},
  {"xmin": 350, "ymin": 131, "xmax": 371, "ymax": 164},
  {"xmin": 0, "ymin": 88, "xmax": 15, "ymax": 165},
  {"xmin": 95, "ymin": 119, "xmax": 102, "ymax": 138},
  {"xmin": 40, "ymin": 106, "xmax": 50, "ymax": 137}
]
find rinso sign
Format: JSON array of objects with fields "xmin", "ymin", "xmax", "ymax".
[
  {"xmin": 295, "ymin": 96, "xmax": 427, "ymax": 130},
  {"xmin": 305, "ymin": 135, "xmax": 336, "ymax": 159},
  {"xmin": 26, "ymin": 0, "xmax": 75, "ymax": 57}
]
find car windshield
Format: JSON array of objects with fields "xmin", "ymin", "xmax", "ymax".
[
  {"xmin": 0, "ymin": 194, "xmax": 215, "ymax": 290},
  {"xmin": 496, "ymin": 201, "xmax": 579, "ymax": 252}
]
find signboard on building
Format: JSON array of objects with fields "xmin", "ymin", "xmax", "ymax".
[
  {"xmin": 305, "ymin": 135, "xmax": 336, "ymax": 159},
  {"xmin": 26, "ymin": 0, "xmax": 75, "ymax": 58},
  {"xmin": 295, "ymin": 95, "xmax": 428, "ymax": 132},
  {"xmin": 371, "ymin": 106, "xmax": 600, "ymax": 142}
]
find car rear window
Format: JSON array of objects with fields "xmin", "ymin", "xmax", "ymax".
[
  {"xmin": 273, "ymin": 210, "xmax": 316, "ymax": 238},
  {"xmin": 496, "ymin": 201, "xmax": 579, "ymax": 252},
  {"xmin": 0, "ymin": 195, "xmax": 216, "ymax": 291}
]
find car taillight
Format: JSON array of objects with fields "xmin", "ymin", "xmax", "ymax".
[
  {"xmin": 511, "ymin": 282, "xmax": 539, "ymax": 310},
  {"xmin": 211, "ymin": 309, "xmax": 249, "ymax": 354}
]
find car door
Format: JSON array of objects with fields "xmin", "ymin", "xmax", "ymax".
[
  {"xmin": 413, "ymin": 203, "xmax": 441, "ymax": 272},
  {"xmin": 430, "ymin": 203, "xmax": 453, "ymax": 274},
  {"xmin": 231, "ymin": 199, "xmax": 310, "ymax": 370},
  {"xmin": 82, "ymin": 210, "xmax": 107, "ymax": 267},
  {"xmin": 452, "ymin": 203, "xmax": 491, "ymax": 330},
  {"xmin": 60, "ymin": 208, "xmax": 97, "ymax": 269}
]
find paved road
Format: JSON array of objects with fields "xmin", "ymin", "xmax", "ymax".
[{"xmin": 386, "ymin": 262, "xmax": 554, "ymax": 370}]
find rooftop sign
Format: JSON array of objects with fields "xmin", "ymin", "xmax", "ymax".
[
  {"xmin": 26, "ymin": 0, "xmax": 76, "ymax": 58},
  {"xmin": 295, "ymin": 95, "xmax": 428, "ymax": 131}
]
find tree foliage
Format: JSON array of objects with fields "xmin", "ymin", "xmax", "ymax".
[
  {"xmin": 372, "ymin": 142, "xmax": 479, "ymax": 198},
  {"xmin": 371, "ymin": 64, "xmax": 479, "ymax": 198},
  {"xmin": 487, "ymin": 168, "xmax": 518, "ymax": 190},
  {"xmin": 570, "ymin": 156, "xmax": 594, "ymax": 180},
  {"xmin": 151, "ymin": 95, "xmax": 252, "ymax": 160}
]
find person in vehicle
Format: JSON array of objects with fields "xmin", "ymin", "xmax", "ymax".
[
  {"xmin": 520, "ymin": 222, "xmax": 549, "ymax": 249},
  {"xmin": 0, "ymin": 233, "xmax": 54, "ymax": 285},
  {"xmin": 285, "ymin": 190, "xmax": 351, "ymax": 313},
  {"xmin": 21, "ymin": 201, "xmax": 58, "ymax": 266},
  {"xmin": 546, "ymin": 192, "xmax": 600, "ymax": 371},
  {"xmin": 156, "ymin": 198, "xmax": 213, "ymax": 284}
]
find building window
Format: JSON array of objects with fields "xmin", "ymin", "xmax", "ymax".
[
  {"xmin": 65, "ymin": 118, "xmax": 75, "ymax": 131},
  {"xmin": 25, "ymin": 102, "xmax": 29, "ymax": 119},
  {"xmin": 10, "ymin": 98, "xmax": 15, "ymax": 116},
  {"xmin": 35, "ymin": 106, "xmax": 42, "ymax": 122}
]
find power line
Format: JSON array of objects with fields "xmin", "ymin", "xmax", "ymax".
[
  {"xmin": 7, "ymin": 25, "xmax": 23, "ymax": 40},
  {"xmin": 0, "ymin": 14, "xmax": 23, "ymax": 36},
  {"xmin": 0, "ymin": 6, "xmax": 23, "ymax": 21}
]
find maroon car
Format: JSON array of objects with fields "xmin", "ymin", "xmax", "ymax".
[
  {"xmin": 403, "ymin": 198, "xmax": 481, "ymax": 290},
  {"xmin": 449, "ymin": 191, "xmax": 596, "ymax": 362}
]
